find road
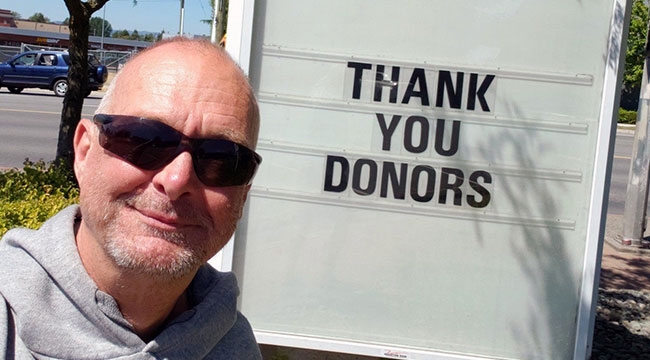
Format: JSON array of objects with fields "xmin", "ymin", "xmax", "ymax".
[
  {"xmin": 609, "ymin": 129, "xmax": 634, "ymax": 215},
  {"xmin": 0, "ymin": 87, "xmax": 639, "ymax": 216},
  {"xmin": 0, "ymin": 88, "xmax": 100, "ymax": 169}
]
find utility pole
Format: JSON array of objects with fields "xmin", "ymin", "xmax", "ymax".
[
  {"xmin": 100, "ymin": 5, "xmax": 106, "ymax": 61},
  {"xmin": 210, "ymin": 0, "xmax": 225, "ymax": 44},
  {"xmin": 622, "ymin": 9, "xmax": 650, "ymax": 246},
  {"xmin": 179, "ymin": 0, "xmax": 185, "ymax": 35},
  {"xmin": 210, "ymin": 0, "xmax": 218, "ymax": 43}
]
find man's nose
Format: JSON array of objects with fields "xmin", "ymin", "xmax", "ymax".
[{"xmin": 151, "ymin": 151, "xmax": 200, "ymax": 200}]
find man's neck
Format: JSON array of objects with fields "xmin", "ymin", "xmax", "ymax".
[
  {"xmin": 104, "ymin": 273, "xmax": 194, "ymax": 342},
  {"xmin": 75, "ymin": 221, "xmax": 196, "ymax": 342}
]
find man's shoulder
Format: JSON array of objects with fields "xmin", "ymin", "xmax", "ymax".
[
  {"xmin": 0, "ymin": 205, "xmax": 79, "ymax": 249},
  {"xmin": 204, "ymin": 311, "xmax": 262, "ymax": 359},
  {"xmin": 0, "ymin": 291, "xmax": 33, "ymax": 358},
  {"xmin": 0, "ymin": 205, "xmax": 80, "ymax": 275},
  {"xmin": 191, "ymin": 265, "xmax": 240, "ymax": 301}
]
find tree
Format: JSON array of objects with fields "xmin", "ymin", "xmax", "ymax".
[
  {"xmin": 112, "ymin": 29, "xmax": 130, "ymax": 39},
  {"xmin": 201, "ymin": 0, "xmax": 228, "ymax": 43},
  {"xmin": 56, "ymin": 0, "xmax": 110, "ymax": 174},
  {"xmin": 621, "ymin": 0, "xmax": 649, "ymax": 110},
  {"xmin": 10, "ymin": 11, "xmax": 21, "ymax": 19},
  {"xmin": 89, "ymin": 16, "xmax": 112, "ymax": 37},
  {"xmin": 28, "ymin": 12, "xmax": 50, "ymax": 23},
  {"xmin": 129, "ymin": 29, "xmax": 140, "ymax": 40}
]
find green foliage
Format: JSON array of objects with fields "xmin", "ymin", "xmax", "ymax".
[
  {"xmin": 111, "ymin": 29, "xmax": 158, "ymax": 42},
  {"xmin": 625, "ymin": 0, "xmax": 649, "ymax": 89},
  {"xmin": 27, "ymin": 12, "xmax": 50, "ymax": 23},
  {"xmin": 619, "ymin": 108, "xmax": 638, "ymax": 124},
  {"xmin": 0, "ymin": 160, "xmax": 79, "ymax": 236},
  {"xmin": 112, "ymin": 29, "xmax": 131, "ymax": 39},
  {"xmin": 621, "ymin": 0, "xmax": 649, "ymax": 109},
  {"xmin": 89, "ymin": 16, "xmax": 112, "ymax": 37}
]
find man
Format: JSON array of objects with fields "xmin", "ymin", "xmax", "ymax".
[{"xmin": 0, "ymin": 37, "xmax": 262, "ymax": 359}]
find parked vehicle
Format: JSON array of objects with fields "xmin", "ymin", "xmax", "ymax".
[{"xmin": 0, "ymin": 50, "xmax": 108, "ymax": 97}]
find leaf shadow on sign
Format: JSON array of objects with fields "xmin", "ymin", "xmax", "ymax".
[
  {"xmin": 472, "ymin": 100, "xmax": 579, "ymax": 359},
  {"xmin": 605, "ymin": 0, "xmax": 628, "ymax": 74},
  {"xmin": 470, "ymin": 1, "xmax": 630, "ymax": 352}
]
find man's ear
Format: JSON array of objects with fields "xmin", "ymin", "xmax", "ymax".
[{"xmin": 73, "ymin": 119, "xmax": 93, "ymax": 184}]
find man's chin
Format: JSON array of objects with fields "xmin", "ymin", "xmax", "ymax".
[{"xmin": 105, "ymin": 236, "xmax": 203, "ymax": 280}]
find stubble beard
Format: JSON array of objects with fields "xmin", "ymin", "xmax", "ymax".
[
  {"xmin": 104, "ymin": 220, "xmax": 203, "ymax": 280},
  {"xmin": 98, "ymin": 194, "xmax": 235, "ymax": 281}
]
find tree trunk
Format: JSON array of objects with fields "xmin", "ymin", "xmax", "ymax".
[
  {"xmin": 57, "ymin": 0, "xmax": 109, "ymax": 175},
  {"xmin": 216, "ymin": 0, "xmax": 226, "ymax": 44}
]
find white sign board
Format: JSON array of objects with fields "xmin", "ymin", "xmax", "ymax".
[{"xmin": 224, "ymin": 1, "xmax": 630, "ymax": 358}]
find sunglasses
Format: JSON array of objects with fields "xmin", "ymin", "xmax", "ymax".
[{"xmin": 92, "ymin": 114, "xmax": 262, "ymax": 187}]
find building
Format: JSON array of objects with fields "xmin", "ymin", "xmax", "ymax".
[
  {"xmin": 14, "ymin": 19, "xmax": 70, "ymax": 34},
  {"xmin": 0, "ymin": 9, "xmax": 151, "ymax": 52},
  {"xmin": 0, "ymin": 9, "xmax": 17, "ymax": 28}
]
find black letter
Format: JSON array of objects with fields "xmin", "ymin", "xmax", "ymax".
[
  {"xmin": 435, "ymin": 71, "xmax": 464, "ymax": 109},
  {"xmin": 402, "ymin": 68, "xmax": 430, "ymax": 106},
  {"xmin": 434, "ymin": 119, "xmax": 461, "ymax": 156},
  {"xmin": 324, "ymin": 155, "xmax": 349, "ymax": 192},
  {"xmin": 467, "ymin": 74, "xmax": 495, "ymax": 112},
  {"xmin": 347, "ymin": 61, "xmax": 372, "ymax": 99},
  {"xmin": 352, "ymin": 159, "xmax": 378, "ymax": 196},
  {"xmin": 410, "ymin": 165, "xmax": 436, "ymax": 202},
  {"xmin": 467, "ymin": 170, "xmax": 492, "ymax": 208},
  {"xmin": 374, "ymin": 65, "xmax": 400, "ymax": 103},
  {"xmin": 380, "ymin": 162, "xmax": 408, "ymax": 199},
  {"xmin": 438, "ymin": 167, "xmax": 464, "ymax": 206},
  {"xmin": 376, "ymin": 113, "xmax": 402, "ymax": 151},
  {"xmin": 403, "ymin": 116, "xmax": 429, "ymax": 154}
]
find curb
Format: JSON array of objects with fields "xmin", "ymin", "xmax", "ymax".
[
  {"xmin": 617, "ymin": 123, "xmax": 636, "ymax": 132},
  {"xmin": 604, "ymin": 235, "xmax": 650, "ymax": 255}
]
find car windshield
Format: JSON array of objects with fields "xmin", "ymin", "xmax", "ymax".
[
  {"xmin": 88, "ymin": 55, "xmax": 101, "ymax": 66},
  {"xmin": 13, "ymin": 53, "xmax": 36, "ymax": 66}
]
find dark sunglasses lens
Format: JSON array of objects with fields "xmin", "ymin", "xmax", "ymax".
[
  {"xmin": 95, "ymin": 115, "xmax": 261, "ymax": 187},
  {"xmin": 194, "ymin": 141, "xmax": 259, "ymax": 186},
  {"xmin": 99, "ymin": 119, "xmax": 181, "ymax": 170}
]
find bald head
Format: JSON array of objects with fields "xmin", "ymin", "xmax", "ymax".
[{"xmin": 96, "ymin": 37, "xmax": 259, "ymax": 148}]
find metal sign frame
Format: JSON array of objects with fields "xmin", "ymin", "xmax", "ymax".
[{"xmin": 221, "ymin": 1, "xmax": 631, "ymax": 358}]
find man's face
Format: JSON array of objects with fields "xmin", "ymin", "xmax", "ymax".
[{"xmin": 74, "ymin": 45, "xmax": 257, "ymax": 279}]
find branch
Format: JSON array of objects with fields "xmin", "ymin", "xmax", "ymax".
[
  {"xmin": 87, "ymin": 0, "xmax": 111, "ymax": 14},
  {"xmin": 63, "ymin": 0, "xmax": 111, "ymax": 16}
]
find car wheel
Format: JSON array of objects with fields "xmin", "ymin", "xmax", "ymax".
[
  {"xmin": 53, "ymin": 79, "xmax": 68, "ymax": 97},
  {"xmin": 7, "ymin": 87, "xmax": 23, "ymax": 94},
  {"xmin": 95, "ymin": 65, "xmax": 108, "ymax": 83}
]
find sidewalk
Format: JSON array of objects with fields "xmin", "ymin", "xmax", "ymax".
[
  {"xmin": 596, "ymin": 123, "xmax": 650, "ymax": 292},
  {"xmin": 600, "ymin": 213, "xmax": 650, "ymax": 292}
]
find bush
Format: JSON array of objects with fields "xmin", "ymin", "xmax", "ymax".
[
  {"xmin": 619, "ymin": 108, "xmax": 638, "ymax": 124},
  {"xmin": 0, "ymin": 160, "xmax": 79, "ymax": 236}
]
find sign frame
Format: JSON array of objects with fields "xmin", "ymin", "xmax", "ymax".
[{"xmin": 220, "ymin": 1, "xmax": 632, "ymax": 358}]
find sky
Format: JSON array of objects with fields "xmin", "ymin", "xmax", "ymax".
[{"xmin": 3, "ymin": 0, "xmax": 215, "ymax": 37}]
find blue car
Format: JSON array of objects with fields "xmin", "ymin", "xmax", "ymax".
[{"xmin": 0, "ymin": 50, "xmax": 108, "ymax": 97}]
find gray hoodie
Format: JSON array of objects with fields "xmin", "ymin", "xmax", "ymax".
[{"xmin": 0, "ymin": 205, "xmax": 261, "ymax": 359}]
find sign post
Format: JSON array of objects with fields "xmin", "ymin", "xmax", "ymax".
[{"xmin": 623, "ymin": 14, "xmax": 650, "ymax": 246}]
